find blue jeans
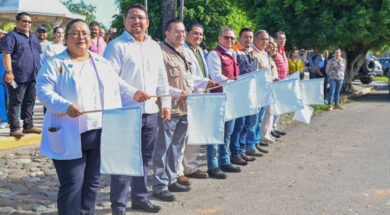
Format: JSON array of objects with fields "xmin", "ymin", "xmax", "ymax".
[
  {"xmin": 328, "ymin": 80, "xmax": 343, "ymax": 105},
  {"xmin": 207, "ymin": 120, "xmax": 235, "ymax": 170},
  {"xmin": 241, "ymin": 114, "xmax": 258, "ymax": 151},
  {"xmin": 255, "ymin": 107, "xmax": 266, "ymax": 143},
  {"xmin": 152, "ymin": 115, "xmax": 188, "ymax": 194},
  {"xmin": 0, "ymin": 83, "xmax": 8, "ymax": 123},
  {"xmin": 229, "ymin": 117, "xmax": 244, "ymax": 158},
  {"xmin": 53, "ymin": 129, "xmax": 102, "ymax": 215},
  {"xmin": 110, "ymin": 114, "xmax": 158, "ymax": 212}
]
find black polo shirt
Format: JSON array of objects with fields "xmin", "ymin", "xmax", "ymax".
[{"xmin": 0, "ymin": 28, "xmax": 41, "ymax": 83}]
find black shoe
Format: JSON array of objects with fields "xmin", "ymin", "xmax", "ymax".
[
  {"xmin": 256, "ymin": 147, "xmax": 269, "ymax": 154},
  {"xmin": 112, "ymin": 210, "xmax": 126, "ymax": 215},
  {"xmin": 220, "ymin": 164, "xmax": 241, "ymax": 173},
  {"xmin": 258, "ymin": 142, "xmax": 269, "ymax": 147},
  {"xmin": 275, "ymin": 130, "xmax": 286, "ymax": 135},
  {"xmin": 271, "ymin": 130, "xmax": 281, "ymax": 138},
  {"xmin": 168, "ymin": 182, "xmax": 191, "ymax": 192},
  {"xmin": 153, "ymin": 190, "xmax": 175, "ymax": 202},
  {"xmin": 207, "ymin": 168, "xmax": 227, "ymax": 179},
  {"xmin": 132, "ymin": 201, "xmax": 161, "ymax": 213},
  {"xmin": 241, "ymin": 154, "xmax": 256, "ymax": 162}
]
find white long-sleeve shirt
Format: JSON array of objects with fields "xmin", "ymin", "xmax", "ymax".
[
  {"xmin": 206, "ymin": 45, "xmax": 233, "ymax": 82},
  {"xmin": 104, "ymin": 31, "xmax": 172, "ymax": 114}
]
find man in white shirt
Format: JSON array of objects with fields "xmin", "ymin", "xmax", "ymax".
[{"xmin": 103, "ymin": 3, "xmax": 171, "ymax": 214}]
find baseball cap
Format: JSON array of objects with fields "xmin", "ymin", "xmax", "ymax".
[{"xmin": 36, "ymin": 26, "xmax": 47, "ymax": 32}]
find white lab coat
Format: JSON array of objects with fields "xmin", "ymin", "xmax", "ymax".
[{"xmin": 36, "ymin": 50, "xmax": 137, "ymax": 160}]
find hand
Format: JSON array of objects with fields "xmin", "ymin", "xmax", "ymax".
[
  {"xmin": 179, "ymin": 90, "xmax": 187, "ymax": 101},
  {"xmin": 66, "ymin": 104, "xmax": 83, "ymax": 118},
  {"xmin": 4, "ymin": 73, "xmax": 14, "ymax": 84},
  {"xmin": 206, "ymin": 80, "xmax": 217, "ymax": 88},
  {"xmin": 133, "ymin": 90, "xmax": 150, "ymax": 103},
  {"xmin": 161, "ymin": 108, "xmax": 171, "ymax": 123}
]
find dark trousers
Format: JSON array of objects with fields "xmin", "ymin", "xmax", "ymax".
[
  {"xmin": 110, "ymin": 113, "xmax": 158, "ymax": 213},
  {"xmin": 53, "ymin": 129, "xmax": 102, "ymax": 215},
  {"xmin": 7, "ymin": 80, "xmax": 36, "ymax": 131}
]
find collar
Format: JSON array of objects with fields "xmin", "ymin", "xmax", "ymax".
[
  {"xmin": 237, "ymin": 43, "xmax": 253, "ymax": 52},
  {"xmin": 218, "ymin": 44, "xmax": 234, "ymax": 55},
  {"xmin": 164, "ymin": 39, "xmax": 184, "ymax": 53},
  {"xmin": 57, "ymin": 49, "xmax": 103, "ymax": 69},
  {"xmin": 14, "ymin": 27, "xmax": 31, "ymax": 38},
  {"xmin": 278, "ymin": 47, "xmax": 285, "ymax": 54},
  {"xmin": 123, "ymin": 30, "xmax": 151, "ymax": 43}
]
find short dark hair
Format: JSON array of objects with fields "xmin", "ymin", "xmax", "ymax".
[
  {"xmin": 89, "ymin": 21, "xmax": 99, "ymax": 28},
  {"xmin": 124, "ymin": 3, "xmax": 148, "ymax": 18},
  {"xmin": 16, "ymin": 12, "xmax": 31, "ymax": 21},
  {"xmin": 165, "ymin": 18, "xmax": 183, "ymax": 32},
  {"xmin": 275, "ymin": 31, "xmax": 285, "ymax": 39},
  {"xmin": 53, "ymin": 27, "xmax": 63, "ymax": 34},
  {"xmin": 186, "ymin": 21, "xmax": 204, "ymax": 33},
  {"xmin": 239, "ymin": 28, "xmax": 252, "ymax": 37},
  {"xmin": 65, "ymin": 19, "xmax": 88, "ymax": 38}
]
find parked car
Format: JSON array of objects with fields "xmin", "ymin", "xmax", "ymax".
[
  {"xmin": 355, "ymin": 57, "xmax": 383, "ymax": 84},
  {"xmin": 378, "ymin": 57, "xmax": 390, "ymax": 77}
]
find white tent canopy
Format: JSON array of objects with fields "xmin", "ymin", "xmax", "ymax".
[{"xmin": 0, "ymin": 0, "xmax": 85, "ymax": 27}]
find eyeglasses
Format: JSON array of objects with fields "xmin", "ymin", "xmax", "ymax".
[
  {"xmin": 68, "ymin": 31, "xmax": 90, "ymax": 38},
  {"xmin": 223, "ymin": 36, "xmax": 236, "ymax": 41},
  {"xmin": 127, "ymin": 16, "xmax": 147, "ymax": 21},
  {"xmin": 21, "ymin": 20, "xmax": 32, "ymax": 24}
]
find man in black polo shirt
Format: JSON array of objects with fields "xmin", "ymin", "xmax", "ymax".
[{"xmin": 0, "ymin": 12, "xmax": 42, "ymax": 138}]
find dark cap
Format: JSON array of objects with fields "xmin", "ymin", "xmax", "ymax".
[{"xmin": 36, "ymin": 26, "xmax": 47, "ymax": 32}]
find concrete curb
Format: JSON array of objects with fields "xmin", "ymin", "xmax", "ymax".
[
  {"xmin": 0, "ymin": 134, "xmax": 41, "ymax": 151},
  {"xmin": 0, "ymin": 83, "xmax": 377, "ymax": 152}
]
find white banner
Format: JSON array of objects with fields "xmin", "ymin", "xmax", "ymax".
[
  {"xmin": 187, "ymin": 94, "xmax": 226, "ymax": 145},
  {"xmin": 100, "ymin": 107, "xmax": 143, "ymax": 176}
]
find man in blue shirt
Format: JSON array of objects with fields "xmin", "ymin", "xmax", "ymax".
[{"xmin": 0, "ymin": 12, "xmax": 42, "ymax": 138}]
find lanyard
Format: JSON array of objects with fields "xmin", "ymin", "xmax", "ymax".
[{"xmin": 164, "ymin": 42, "xmax": 190, "ymax": 71}]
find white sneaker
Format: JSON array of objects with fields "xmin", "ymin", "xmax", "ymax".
[{"xmin": 0, "ymin": 122, "xmax": 9, "ymax": 129}]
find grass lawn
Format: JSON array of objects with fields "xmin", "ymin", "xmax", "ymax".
[{"xmin": 374, "ymin": 76, "xmax": 389, "ymax": 82}]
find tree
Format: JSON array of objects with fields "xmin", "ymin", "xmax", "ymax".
[
  {"xmin": 113, "ymin": 0, "xmax": 255, "ymax": 48},
  {"xmin": 62, "ymin": 0, "xmax": 97, "ymax": 24},
  {"xmin": 162, "ymin": 0, "xmax": 177, "ymax": 37},
  {"xmin": 242, "ymin": 0, "xmax": 390, "ymax": 92}
]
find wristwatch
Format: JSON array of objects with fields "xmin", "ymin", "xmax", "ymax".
[{"xmin": 5, "ymin": 70, "xmax": 13, "ymax": 74}]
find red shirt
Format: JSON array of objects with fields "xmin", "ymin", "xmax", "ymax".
[{"xmin": 274, "ymin": 48, "xmax": 289, "ymax": 80}]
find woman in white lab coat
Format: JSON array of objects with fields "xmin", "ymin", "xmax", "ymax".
[{"xmin": 36, "ymin": 19, "xmax": 149, "ymax": 215}]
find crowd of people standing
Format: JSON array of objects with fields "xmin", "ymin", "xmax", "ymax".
[{"xmin": 0, "ymin": 3, "xmax": 346, "ymax": 214}]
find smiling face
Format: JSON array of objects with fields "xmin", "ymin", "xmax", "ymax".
[
  {"xmin": 218, "ymin": 30, "xmax": 236, "ymax": 50},
  {"xmin": 65, "ymin": 21, "xmax": 91, "ymax": 55},
  {"xmin": 53, "ymin": 28, "xmax": 64, "ymax": 43},
  {"xmin": 16, "ymin": 15, "xmax": 32, "ymax": 34},
  {"xmin": 36, "ymin": 30, "xmax": 47, "ymax": 41},
  {"xmin": 186, "ymin": 26, "xmax": 203, "ymax": 48},
  {"xmin": 123, "ymin": 8, "xmax": 149, "ymax": 42},
  {"xmin": 239, "ymin": 31, "xmax": 253, "ymax": 49},
  {"xmin": 90, "ymin": 25, "xmax": 99, "ymax": 39},
  {"xmin": 165, "ymin": 22, "xmax": 186, "ymax": 47}
]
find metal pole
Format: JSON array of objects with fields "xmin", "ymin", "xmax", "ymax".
[{"xmin": 145, "ymin": 0, "xmax": 148, "ymax": 12}]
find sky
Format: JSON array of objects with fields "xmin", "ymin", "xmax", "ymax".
[{"xmin": 71, "ymin": 0, "xmax": 119, "ymax": 28}]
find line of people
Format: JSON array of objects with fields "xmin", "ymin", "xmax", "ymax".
[{"xmin": 1, "ymin": 3, "xmax": 346, "ymax": 214}]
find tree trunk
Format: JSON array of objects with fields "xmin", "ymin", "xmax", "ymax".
[
  {"xmin": 342, "ymin": 44, "xmax": 371, "ymax": 93},
  {"xmin": 162, "ymin": 0, "xmax": 177, "ymax": 37}
]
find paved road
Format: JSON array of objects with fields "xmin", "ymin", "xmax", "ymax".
[
  {"xmin": 118, "ymin": 84, "xmax": 389, "ymax": 215},
  {"xmin": 0, "ymin": 84, "xmax": 388, "ymax": 215}
]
